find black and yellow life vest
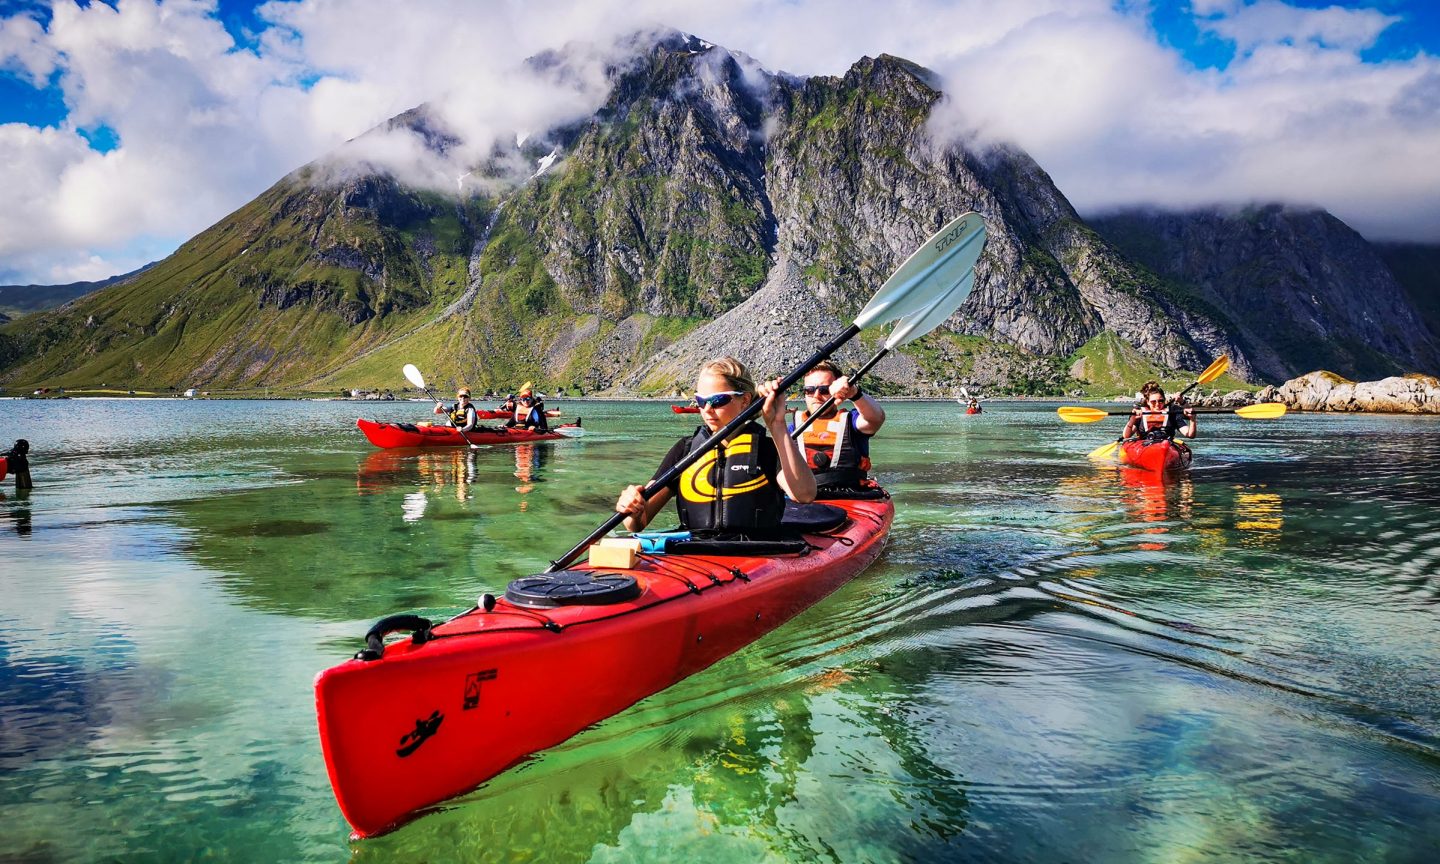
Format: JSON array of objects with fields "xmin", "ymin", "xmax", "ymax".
[
  {"xmin": 675, "ymin": 424, "xmax": 784, "ymax": 535},
  {"xmin": 796, "ymin": 409, "xmax": 871, "ymax": 487},
  {"xmin": 450, "ymin": 404, "xmax": 475, "ymax": 428}
]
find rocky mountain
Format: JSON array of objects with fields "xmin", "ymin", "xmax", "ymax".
[
  {"xmin": 0, "ymin": 267, "xmax": 148, "ymax": 320},
  {"xmin": 1375, "ymin": 242, "xmax": 1440, "ymax": 346},
  {"xmin": 2, "ymin": 32, "xmax": 1434, "ymax": 395},
  {"xmin": 1091, "ymin": 207, "xmax": 1440, "ymax": 381}
]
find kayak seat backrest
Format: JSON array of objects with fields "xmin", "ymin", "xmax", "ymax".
[{"xmin": 781, "ymin": 501, "xmax": 850, "ymax": 533}]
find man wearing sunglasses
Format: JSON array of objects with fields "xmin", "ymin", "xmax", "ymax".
[{"xmin": 790, "ymin": 360, "xmax": 885, "ymax": 493}]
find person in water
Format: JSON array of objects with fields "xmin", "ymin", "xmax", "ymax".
[
  {"xmin": 434, "ymin": 388, "xmax": 479, "ymax": 433},
  {"xmin": 789, "ymin": 360, "xmax": 885, "ymax": 493},
  {"xmin": 4, "ymin": 439, "xmax": 32, "ymax": 490},
  {"xmin": 1123, "ymin": 384, "xmax": 1196, "ymax": 443},
  {"xmin": 615, "ymin": 356, "xmax": 816, "ymax": 538}
]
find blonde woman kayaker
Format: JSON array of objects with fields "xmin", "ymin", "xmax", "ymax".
[{"xmin": 615, "ymin": 356, "xmax": 816, "ymax": 538}]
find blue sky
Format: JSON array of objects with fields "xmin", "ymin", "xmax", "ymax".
[{"xmin": 2, "ymin": 0, "xmax": 1440, "ymax": 285}]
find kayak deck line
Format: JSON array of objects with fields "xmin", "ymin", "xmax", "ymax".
[{"xmin": 315, "ymin": 493, "xmax": 894, "ymax": 838}]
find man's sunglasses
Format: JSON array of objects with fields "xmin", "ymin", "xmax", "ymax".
[
  {"xmin": 802, "ymin": 385, "xmax": 831, "ymax": 396},
  {"xmin": 693, "ymin": 391, "xmax": 745, "ymax": 409}
]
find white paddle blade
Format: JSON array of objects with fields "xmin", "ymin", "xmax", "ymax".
[
  {"xmin": 555, "ymin": 425, "xmax": 586, "ymax": 438},
  {"xmin": 402, "ymin": 364, "xmax": 426, "ymax": 390},
  {"xmin": 855, "ymin": 212, "xmax": 986, "ymax": 329},
  {"xmin": 885, "ymin": 269, "xmax": 975, "ymax": 348}
]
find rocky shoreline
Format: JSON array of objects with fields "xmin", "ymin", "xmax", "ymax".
[{"xmin": 1198, "ymin": 371, "xmax": 1440, "ymax": 414}]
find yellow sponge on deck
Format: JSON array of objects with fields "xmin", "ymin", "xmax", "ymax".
[{"xmin": 588, "ymin": 538, "xmax": 641, "ymax": 569}]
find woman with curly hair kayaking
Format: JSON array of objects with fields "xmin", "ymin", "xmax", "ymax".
[
  {"xmin": 1123, "ymin": 383, "xmax": 1197, "ymax": 443},
  {"xmin": 615, "ymin": 356, "xmax": 816, "ymax": 538}
]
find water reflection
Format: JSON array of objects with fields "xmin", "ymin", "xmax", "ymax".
[{"xmin": 0, "ymin": 489, "xmax": 32, "ymax": 537}]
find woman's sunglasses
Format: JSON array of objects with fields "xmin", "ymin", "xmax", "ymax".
[
  {"xmin": 801, "ymin": 385, "xmax": 831, "ymax": 396},
  {"xmin": 693, "ymin": 391, "xmax": 744, "ymax": 409}
]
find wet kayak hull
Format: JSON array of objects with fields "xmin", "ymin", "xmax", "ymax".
[
  {"xmin": 315, "ymin": 494, "xmax": 894, "ymax": 837},
  {"xmin": 1119, "ymin": 438, "xmax": 1192, "ymax": 473},
  {"xmin": 356, "ymin": 418, "xmax": 572, "ymax": 448}
]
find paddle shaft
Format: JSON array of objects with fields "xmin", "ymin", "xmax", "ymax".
[
  {"xmin": 545, "ymin": 325, "xmax": 862, "ymax": 572},
  {"xmin": 789, "ymin": 346, "xmax": 888, "ymax": 439}
]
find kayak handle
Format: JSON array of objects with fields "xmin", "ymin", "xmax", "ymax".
[{"xmin": 355, "ymin": 614, "xmax": 435, "ymax": 661}]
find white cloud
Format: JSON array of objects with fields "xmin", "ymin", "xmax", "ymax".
[
  {"xmin": 1201, "ymin": 0, "xmax": 1400, "ymax": 53},
  {"xmin": 1, "ymin": 0, "xmax": 1438, "ymax": 285}
]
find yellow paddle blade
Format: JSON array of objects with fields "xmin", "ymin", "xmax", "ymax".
[
  {"xmin": 1235, "ymin": 402, "xmax": 1287, "ymax": 419},
  {"xmin": 1057, "ymin": 406, "xmax": 1112, "ymax": 423},
  {"xmin": 1088, "ymin": 440, "xmax": 1121, "ymax": 460},
  {"xmin": 1197, "ymin": 355, "xmax": 1230, "ymax": 384}
]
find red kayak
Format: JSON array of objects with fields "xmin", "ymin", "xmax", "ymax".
[
  {"xmin": 356, "ymin": 418, "xmax": 577, "ymax": 448},
  {"xmin": 315, "ymin": 492, "xmax": 894, "ymax": 837},
  {"xmin": 1119, "ymin": 438, "xmax": 1192, "ymax": 473},
  {"xmin": 965, "ymin": 408, "xmax": 980, "ymax": 415},
  {"xmin": 671, "ymin": 404, "xmax": 700, "ymax": 414}
]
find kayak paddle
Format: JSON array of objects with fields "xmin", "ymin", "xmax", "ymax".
[
  {"xmin": 1061, "ymin": 402, "xmax": 1288, "ymax": 423},
  {"xmin": 546, "ymin": 211, "xmax": 988, "ymax": 573},
  {"xmin": 402, "ymin": 364, "xmax": 482, "ymax": 450},
  {"xmin": 1086, "ymin": 355, "xmax": 1234, "ymax": 460},
  {"xmin": 792, "ymin": 268, "xmax": 979, "ymax": 439}
]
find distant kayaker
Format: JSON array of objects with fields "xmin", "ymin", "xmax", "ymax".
[
  {"xmin": 4, "ymin": 439, "xmax": 32, "ymax": 490},
  {"xmin": 498, "ymin": 393, "xmax": 517, "ymax": 415},
  {"xmin": 1123, "ymin": 385, "xmax": 1196, "ymax": 443},
  {"xmin": 790, "ymin": 360, "xmax": 884, "ymax": 493},
  {"xmin": 434, "ymin": 388, "xmax": 479, "ymax": 433},
  {"xmin": 615, "ymin": 356, "xmax": 816, "ymax": 538},
  {"xmin": 967, "ymin": 398, "xmax": 982, "ymax": 414}
]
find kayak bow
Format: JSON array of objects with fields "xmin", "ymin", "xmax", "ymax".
[
  {"xmin": 1118, "ymin": 438, "xmax": 1193, "ymax": 473},
  {"xmin": 315, "ymin": 493, "xmax": 894, "ymax": 837}
]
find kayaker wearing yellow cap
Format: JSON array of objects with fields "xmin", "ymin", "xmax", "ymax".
[
  {"xmin": 615, "ymin": 356, "xmax": 815, "ymax": 539},
  {"xmin": 507, "ymin": 381, "xmax": 549, "ymax": 432},
  {"xmin": 434, "ymin": 387, "xmax": 479, "ymax": 433}
]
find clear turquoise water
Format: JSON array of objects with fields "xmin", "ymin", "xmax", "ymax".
[{"xmin": 1, "ymin": 398, "xmax": 1437, "ymax": 862}]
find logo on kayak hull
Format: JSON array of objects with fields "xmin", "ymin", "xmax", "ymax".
[
  {"xmin": 463, "ymin": 669, "xmax": 497, "ymax": 710},
  {"xmin": 396, "ymin": 710, "xmax": 443, "ymax": 758}
]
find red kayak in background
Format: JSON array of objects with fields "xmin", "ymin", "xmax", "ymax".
[
  {"xmin": 315, "ymin": 492, "xmax": 894, "ymax": 837},
  {"xmin": 356, "ymin": 418, "xmax": 577, "ymax": 448},
  {"xmin": 1119, "ymin": 438, "xmax": 1193, "ymax": 473},
  {"xmin": 670, "ymin": 404, "xmax": 700, "ymax": 414}
]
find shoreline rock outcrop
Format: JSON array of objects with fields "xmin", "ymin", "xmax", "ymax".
[{"xmin": 1201, "ymin": 371, "xmax": 1440, "ymax": 413}]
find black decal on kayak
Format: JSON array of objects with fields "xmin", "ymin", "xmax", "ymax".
[
  {"xmin": 463, "ymin": 669, "xmax": 497, "ymax": 710},
  {"xmin": 396, "ymin": 710, "xmax": 443, "ymax": 757}
]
